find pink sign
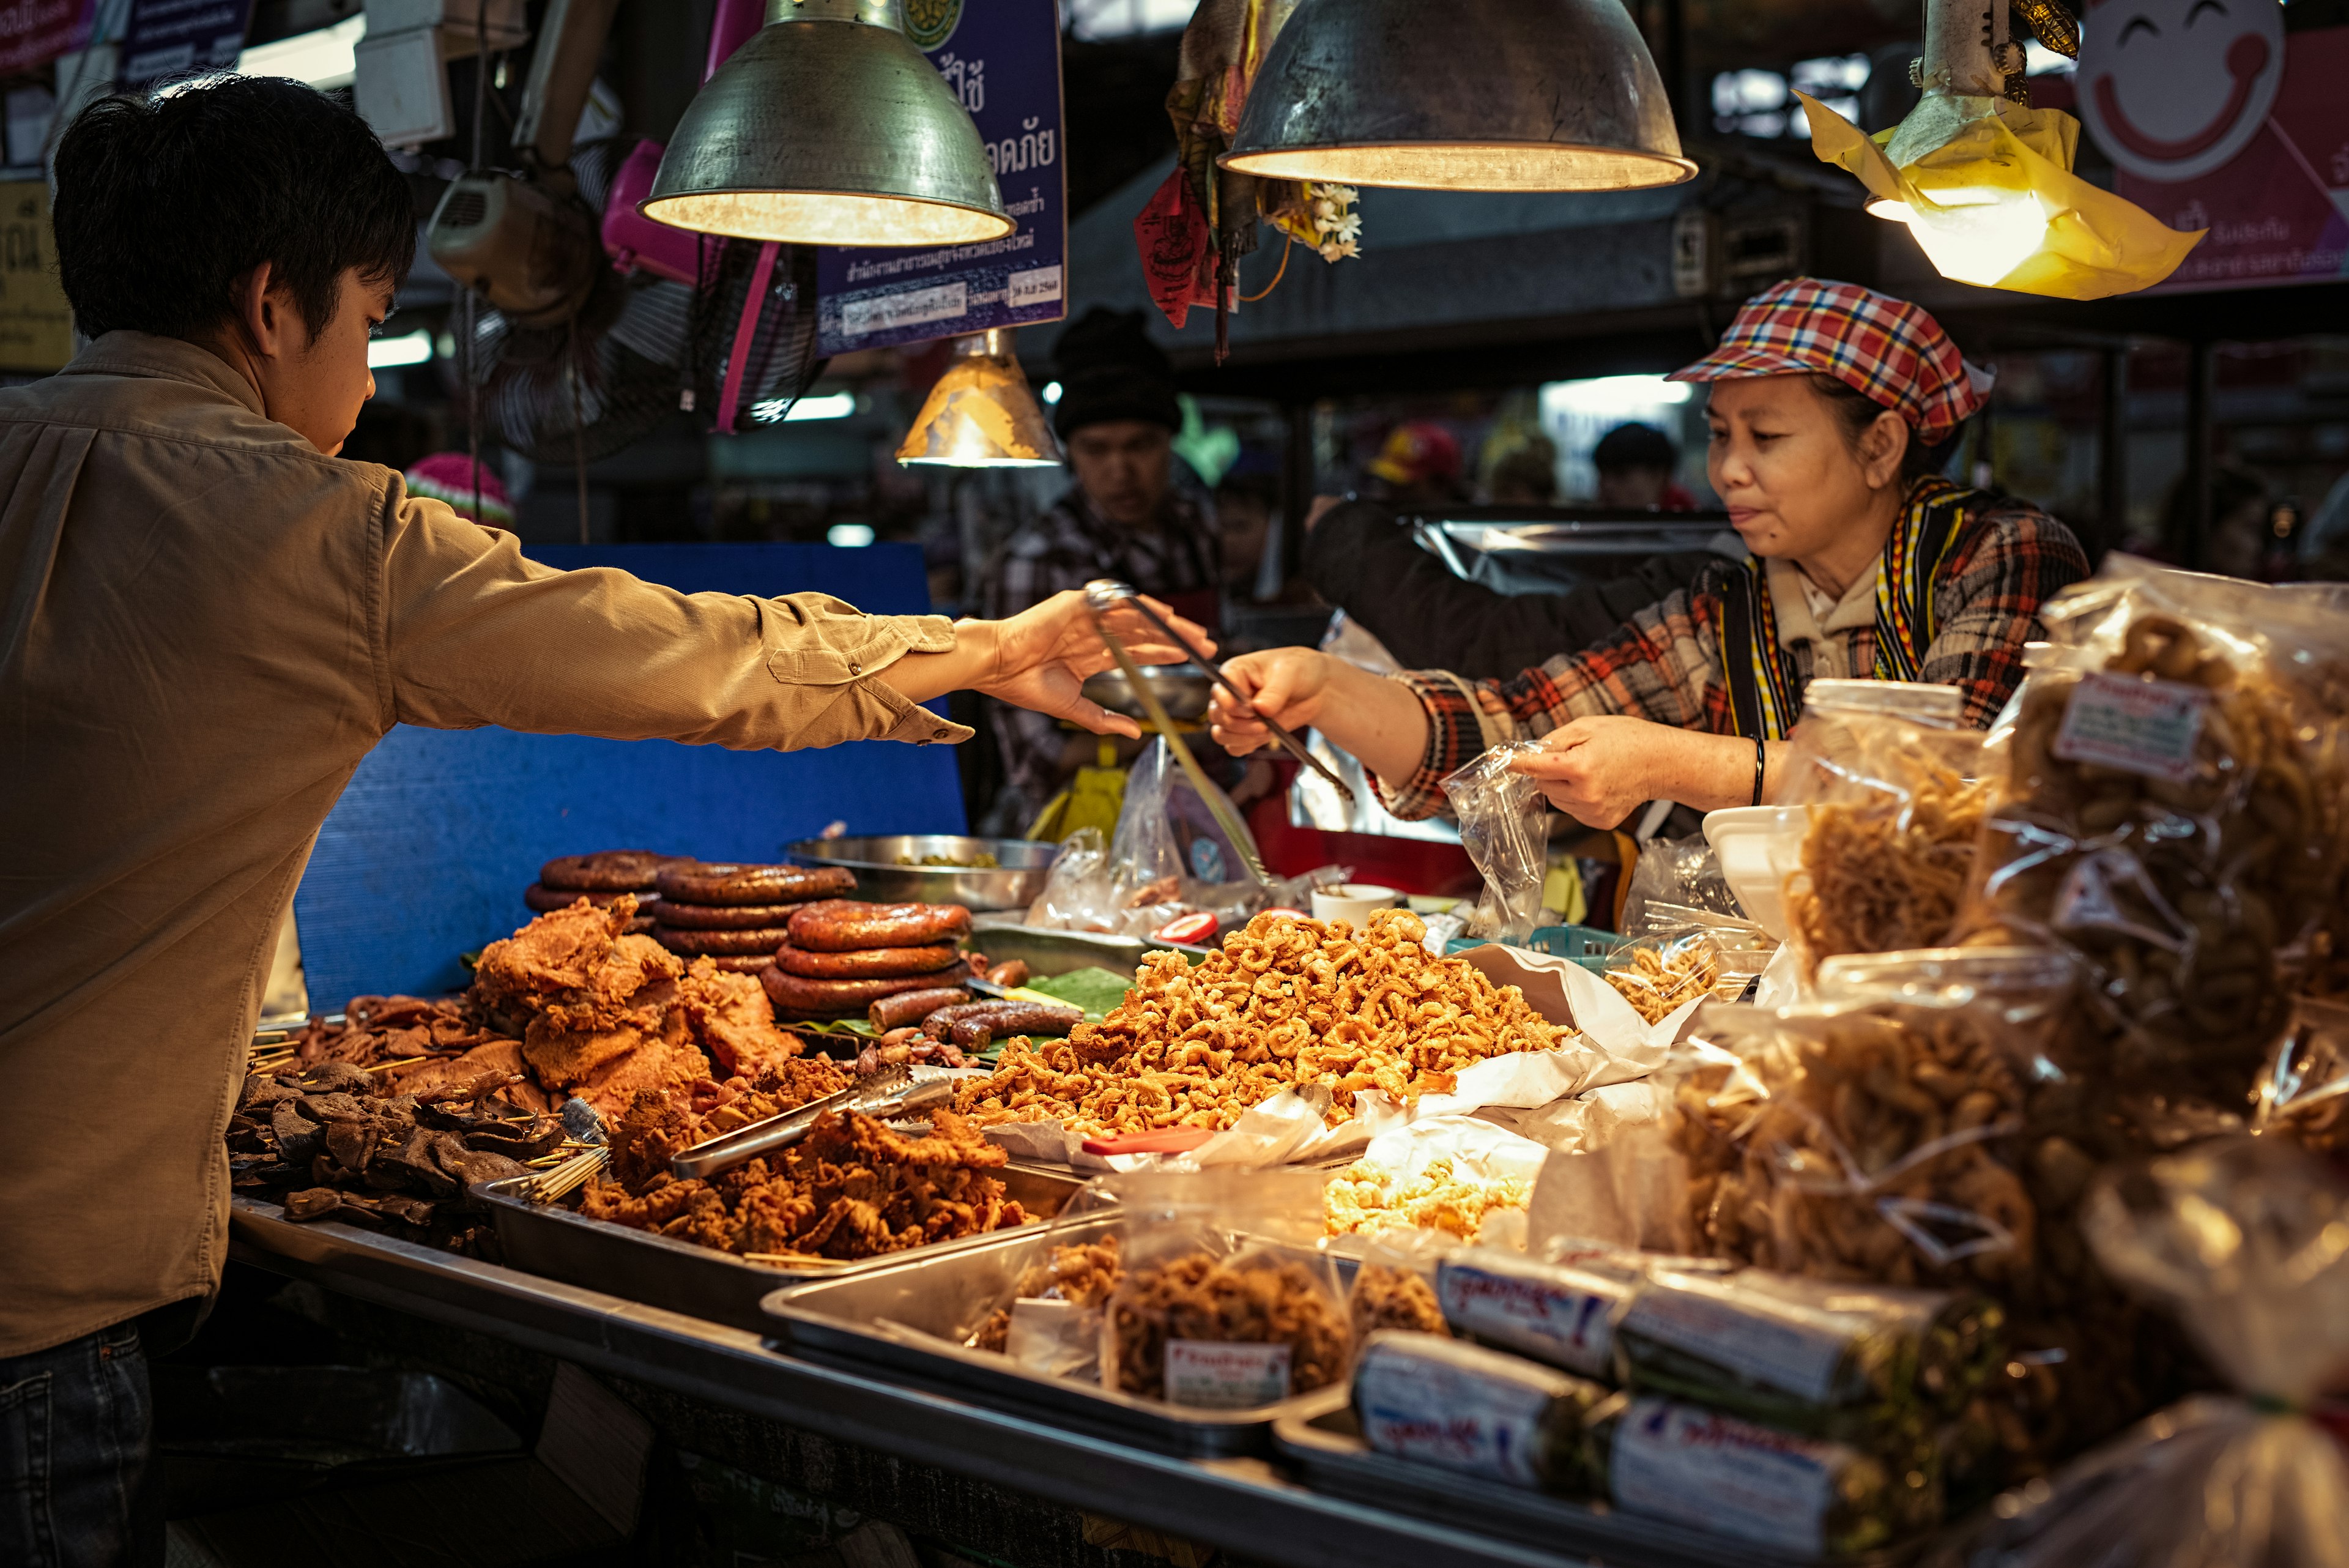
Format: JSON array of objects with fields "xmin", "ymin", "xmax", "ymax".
[
  {"xmin": 2042, "ymin": 23, "xmax": 2349, "ymax": 292},
  {"xmin": 0, "ymin": 0, "xmax": 92, "ymax": 77}
]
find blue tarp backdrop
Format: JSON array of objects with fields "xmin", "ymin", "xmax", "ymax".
[{"xmin": 292, "ymin": 543, "xmax": 967, "ymax": 1005}]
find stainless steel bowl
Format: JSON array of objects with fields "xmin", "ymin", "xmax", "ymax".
[
  {"xmin": 1080, "ymin": 664, "xmax": 1214, "ymax": 722},
  {"xmin": 784, "ymin": 834, "xmax": 1057, "ymax": 912}
]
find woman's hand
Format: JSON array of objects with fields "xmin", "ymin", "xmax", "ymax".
[
  {"xmin": 1513, "ymin": 719, "xmax": 1774, "ymax": 825},
  {"xmin": 1510, "ymin": 716, "xmax": 1674, "ymax": 827},
  {"xmin": 1207, "ymin": 648, "xmax": 1338, "ymax": 754}
]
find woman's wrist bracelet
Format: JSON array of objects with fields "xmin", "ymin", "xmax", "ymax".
[{"xmin": 1751, "ymin": 737, "xmax": 1767, "ymax": 806}]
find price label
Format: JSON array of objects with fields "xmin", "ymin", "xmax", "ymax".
[
  {"xmin": 1164, "ymin": 1340, "xmax": 1290, "ymax": 1409},
  {"xmin": 2051, "ymin": 671, "xmax": 2210, "ymax": 783}
]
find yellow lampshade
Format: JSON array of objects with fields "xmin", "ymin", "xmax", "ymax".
[{"xmin": 896, "ymin": 331, "xmax": 1064, "ymax": 469}]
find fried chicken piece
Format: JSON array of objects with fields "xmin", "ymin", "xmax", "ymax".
[
  {"xmin": 674, "ymin": 957, "xmax": 804, "ymax": 1079},
  {"xmin": 799, "ymin": 1105, "xmax": 1007, "ymax": 1172},
  {"xmin": 571, "ymin": 1028, "xmax": 718, "ymax": 1120},
  {"xmin": 541, "ymin": 935, "xmax": 683, "ymax": 1033},
  {"xmin": 606, "ymin": 1088, "xmax": 700, "ymax": 1191},
  {"xmin": 472, "ymin": 899, "xmax": 633, "ymax": 1014},
  {"xmin": 522, "ymin": 1015, "xmax": 649, "ymax": 1087}
]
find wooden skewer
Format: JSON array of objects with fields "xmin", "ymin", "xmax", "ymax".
[{"xmin": 527, "ymin": 1145, "xmax": 607, "ymax": 1205}]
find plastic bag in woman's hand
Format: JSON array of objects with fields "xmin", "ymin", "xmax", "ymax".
[
  {"xmin": 1443, "ymin": 741, "xmax": 1549, "ymax": 945},
  {"xmin": 1943, "ymin": 1137, "xmax": 2349, "ymax": 1568}
]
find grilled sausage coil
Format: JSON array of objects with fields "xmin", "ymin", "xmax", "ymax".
[
  {"xmin": 759, "ymin": 968, "xmax": 946, "ymax": 1017},
  {"xmin": 786, "ymin": 899, "xmax": 972, "ymax": 952},
  {"xmin": 655, "ymin": 862, "xmax": 856, "ymax": 907},
  {"xmin": 773, "ymin": 942, "xmax": 967, "ymax": 979}
]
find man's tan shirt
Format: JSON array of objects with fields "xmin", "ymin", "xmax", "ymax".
[{"xmin": 0, "ymin": 333, "xmax": 968, "ymax": 1356}]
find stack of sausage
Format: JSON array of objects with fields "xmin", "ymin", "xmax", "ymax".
[
  {"xmin": 761, "ymin": 899, "xmax": 978, "ymax": 1020},
  {"xmin": 645, "ymin": 861, "xmax": 860, "ymax": 974},
  {"xmin": 523, "ymin": 850, "xmax": 683, "ymax": 933}
]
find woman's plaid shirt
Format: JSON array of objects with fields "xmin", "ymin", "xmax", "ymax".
[{"xmin": 1373, "ymin": 496, "xmax": 2088, "ymax": 820}]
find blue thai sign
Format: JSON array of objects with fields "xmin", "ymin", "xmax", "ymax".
[
  {"xmin": 815, "ymin": 0, "xmax": 1066, "ymax": 355},
  {"xmin": 118, "ymin": 0, "xmax": 251, "ymax": 84}
]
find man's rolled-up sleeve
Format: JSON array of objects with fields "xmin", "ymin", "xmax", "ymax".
[{"xmin": 376, "ymin": 489, "xmax": 972, "ymax": 750}]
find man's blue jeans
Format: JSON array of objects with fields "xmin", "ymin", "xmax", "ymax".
[{"xmin": 0, "ymin": 1319, "xmax": 162, "ymax": 1568}]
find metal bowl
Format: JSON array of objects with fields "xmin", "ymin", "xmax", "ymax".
[
  {"xmin": 784, "ymin": 834, "xmax": 1057, "ymax": 912},
  {"xmin": 1080, "ymin": 664, "xmax": 1214, "ymax": 723}
]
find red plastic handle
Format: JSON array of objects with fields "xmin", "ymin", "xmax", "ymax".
[{"xmin": 1080, "ymin": 1126, "xmax": 1216, "ymax": 1156}]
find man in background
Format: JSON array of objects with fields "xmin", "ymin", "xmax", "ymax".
[
  {"xmin": 1592, "ymin": 421, "xmax": 1696, "ymax": 510},
  {"xmin": 979, "ymin": 309, "xmax": 1220, "ymax": 824}
]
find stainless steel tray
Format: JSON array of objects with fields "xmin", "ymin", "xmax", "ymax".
[
  {"xmin": 763, "ymin": 1216, "xmax": 1337, "ymax": 1458},
  {"xmin": 1271, "ymin": 1390, "xmax": 1922, "ymax": 1568},
  {"xmin": 965, "ymin": 916, "xmax": 1145, "ymax": 979},
  {"xmin": 785, "ymin": 835, "xmax": 1055, "ymax": 911},
  {"xmin": 477, "ymin": 1162, "xmax": 1088, "ymax": 1334}
]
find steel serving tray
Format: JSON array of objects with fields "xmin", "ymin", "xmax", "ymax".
[
  {"xmin": 784, "ymin": 834, "xmax": 1056, "ymax": 911},
  {"xmin": 762, "ymin": 1216, "xmax": 1343, "ymax": 1458},
  {"xmin": 1270, "ymin": 1389, "xmax": 1923, "ymax": 1568},
  {"xmin": 477, "ymin": 1162, "xmax": 1089, "ymax": 1334},
  {"xmin": 965, "ymin": 916, "xmax": 1146, "ymax": 979}
]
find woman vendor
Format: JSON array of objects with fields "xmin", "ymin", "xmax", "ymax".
[{"xmin": 1208, "ymin": 279, "xmax": 2090, "ymax": 827}]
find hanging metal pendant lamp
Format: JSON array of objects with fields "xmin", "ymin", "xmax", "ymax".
[
  {"xmin": 643, "ymin": 0, "xmax": 1013, "ymax": 247},
  {"xmin": 1222, "ymin": 0, "xmax": 1694, "ymax": 191},
  {"xmin": 896, "ymin": 331, "xmax": 1064, "ymax": 469}
]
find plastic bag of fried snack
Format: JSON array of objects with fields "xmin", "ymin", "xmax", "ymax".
[
  {"xmin": 1776, "ymin": 680, "xmax": 1994, "ymax": 978},
  {"xmin": 2253, "ymin": 997, "xmax": 2349, "ymax": 1156},
  {"xmin": 1102, "ymin": 1165, "xmax": 1351, "ymax": 1407},
  {"xmin": 1443, "ymin": 740, "xmax": 1550, "ymax": 944},
  {"xmin": 1346, "ymin": 1228, "xmax": 1459, "ymax": 1340},
  {"xmin": 1943, "ymin": 1137, "xmax": 2349, "ymax": 1568},
  {"xmin": 1603, "ymin": 929, "xmax": 1724, "ymax": 1026},
  {"xmin": 1958, "ymin": 559, "xmax": 2349, "ymax": 1109},
  {"xmin": 968, "ymin": 1232, "xmax": 1126, "ymax": 1380},
  {"xmin": 1678, "ymin": 949, "xmax": 2210, "ymax": 1475}
]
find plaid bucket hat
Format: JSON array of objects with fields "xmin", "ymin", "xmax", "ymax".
[{"xmin": 1668, "ymin": 278, "xmax": 1988, "ymax": 442}]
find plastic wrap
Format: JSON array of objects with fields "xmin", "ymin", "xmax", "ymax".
[
  {"xmin": 1442, "ymin": 741, "xmax": 1549, "ymax": 944},
  {"xmin": 968, "ymin": 1233, "xmax": 1126, "ymax": 1381},
  {"xmin": 1589, "ymin": 1392, "xmax": 1928, "ymax": 1559},
  {"xmin": 1102, "ymin": 1166, "xmax": 1351, "ymax": 1406},
  {"xmin": 1943, "ymin": 1138, "xmax": 2349, "ymax": 1568},
  {"xmin": 2254, "ymin": 997, "xmax": 2349, "ymax": 1155},
  {"xmin": 1603, "ymin": 930, "xmax": 1726, "ymax": 1025},
  {"xmin": 1620, "ymin": 836, "xmax": 1746, "ymax": 937},
  {"xmin": 1322, "ymin": 1115, "xmax": 1545, "ymax": 1243},
  {"xmin": 1614, "ymin": 1266, "xmax": 2000, "ymax": 1446},
  {"xmin": 1959, "ymin": 561, "xmax": 2349, "ymax": 1107},
  {"xmin": 1675, "ymin": 949, "xmax": 2210, "ymax": 1469},
  {"xmin": 1346, "ymin": 1228, "xmax": 1458, "ymax": 1340},
  {"xmin": 1777, "ymin": 680, "xmax": 1994, "ymax": 976},
  {"xmin": 1353, "ymin": 1331, "xmax": 1611, "ymax": 1492}
]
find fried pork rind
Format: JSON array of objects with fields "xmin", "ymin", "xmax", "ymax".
[
  {"xmin": 1348, "ymin": 1263, "xmax": 1449, "ymax": 1339},
  {"xmin": 1677, "ymin": 953, "xmax": 2205, "ymax": 1473},
  {"xmin": 1107, "ymin": 1252, "xmax": 1350, "ymax": 1403},
  {"xmin": 1959, "ymin": 571, "xmax": 2349, "ymax": 1105},
  {"xmin": 1323, "ymin": 1155, "xmax": 1529, "ymax": 1243},
  {"xmin": 954, "ymin": 909, "xmax": 1567, "ymax": 1140},
  {"xmin": 578, "ymin": 1105, "xmax": 1023, "ymax": 1263},
  {"xmin": 1603, "ymin": 932, "xmax": 1724, "ymax": 1025},
  {"xmin": 1100, "ymin": 1165, "xmax": 1351, "ymax": 1405},
  {"xmin": 971, "ymin": 1236, "xmax": 1125, "ymax": 1354},
  {"xmin": 1777, "ymin": 699, "xmax": 1994, "ymax": 976}
]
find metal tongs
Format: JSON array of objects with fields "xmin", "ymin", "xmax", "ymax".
[{"xmin": 670, "ymin": 1064, "xmax": 955, "ymax": 1181}]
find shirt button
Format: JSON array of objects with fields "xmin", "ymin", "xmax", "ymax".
[
  {"xmin": 934, "ymin": 729, "xmax": 950, "ymax": 741},
  {"xmin": 848, "ymin": 660, "xmax": 861, "ymax": 675}
]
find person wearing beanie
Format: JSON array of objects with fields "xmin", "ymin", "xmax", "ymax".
[
  {"xmin": 1592, "ymin": 422, "xmax": 1698, "ymax": 510},
  {"xmin": 979, "ymin": 308, "xmax": 1222, "ymax": 820},
  {"xmin": 404, "ymin": 451, "xmax": 514, "ymax": 531}
]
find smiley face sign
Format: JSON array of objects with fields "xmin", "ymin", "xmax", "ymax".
[{"xmin": 2078, "ymin": 0, "xmax": 2286, "ymax": 183}]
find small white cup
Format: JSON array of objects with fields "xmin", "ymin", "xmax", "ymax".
[{"xmin": 1312, "ymin": 883, "xmax": 1405, "ymax": 925}]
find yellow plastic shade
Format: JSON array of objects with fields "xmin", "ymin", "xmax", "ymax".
[
  {"xmin": 1795, "ymin": 90, "xmax": 2203, "ymax": 300},
  {"xmin": 896, "ymin": 332, "xmax": 1064, "ymax": 469}
]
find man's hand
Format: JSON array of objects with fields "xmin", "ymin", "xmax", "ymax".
[
  {"xmin": 965, "ymin": 590, "xmax": 1213, "ymax": 737},
  {"xmin": 1207, "ymin": 648, "xmax": 1337, "ymax": 754},
  {"xmin": 1508, "ymin": 715, "xmax": 1672, "ymax": 828}
]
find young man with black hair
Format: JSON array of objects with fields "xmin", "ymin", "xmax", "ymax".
[{"xmin": 0, "ymin": 78, "xmax": 1204, "ymax": 1567}]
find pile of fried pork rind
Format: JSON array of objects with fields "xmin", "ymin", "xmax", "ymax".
[{"xmin": 954, "ymin": 908, "xmax": 1567, "ymax": 1139}]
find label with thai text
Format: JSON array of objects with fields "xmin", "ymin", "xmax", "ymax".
[
  {"xmin": 1164, "ymin": 1340, "xmax": 1290, "ymax": 1409},
  {"xmin": 2051, "ymin": 671, "xmax": 2210, "ymax": 783},
  {"xmin": 1436, "ymin": 1255, "xmax": 1624, "ymax": 1377},
  {"xmin": 1609, "ymin": 1397, "xmax": 1841, "ymax": 1556}
]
